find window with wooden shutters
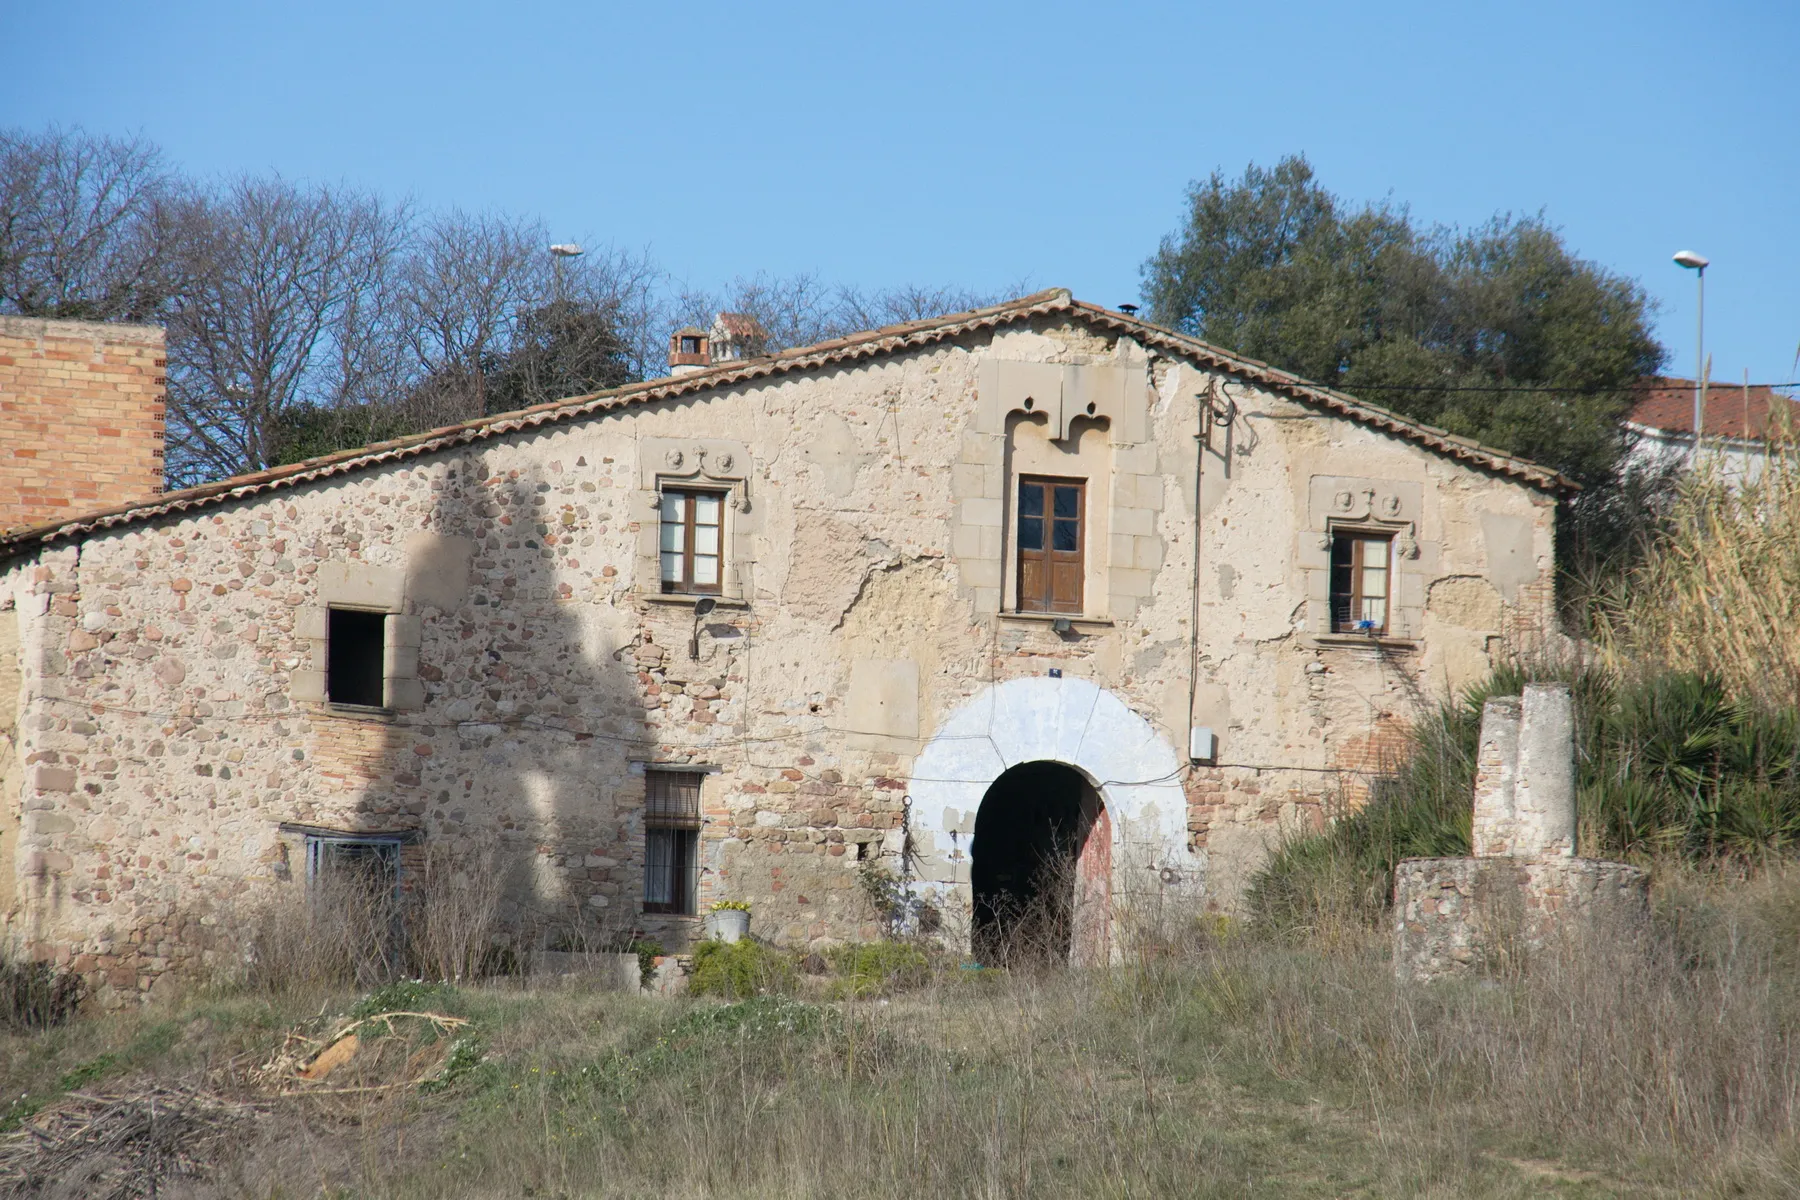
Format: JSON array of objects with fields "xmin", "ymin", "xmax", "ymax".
[
  {"xmin": 1329, "ymin": 532, "xmax": 1393, "ymax": 634},
  {"xmin": 659, "ymin": 489, "xmax": 724, "ymax": 595},
  {"xmin": 643, "ymin": 770, "xmax": 702, "ymax": 914},
  {"xmin": 1017, "ymin": 477, "xmax": 1085, "ymax": 614}
]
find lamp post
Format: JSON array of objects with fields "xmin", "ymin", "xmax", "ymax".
[
  {"xmin": 549, "ymin": 243, "xmax": 583, "ymax": 303},
  {"xmin": 1673, "ymin": 250, "xmax": 1709, "ymax": 456}
]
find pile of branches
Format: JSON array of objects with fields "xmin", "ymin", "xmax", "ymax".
[{"xmin": 0, "ymin": 1084, "xmax": 266, "ymax": 1199}]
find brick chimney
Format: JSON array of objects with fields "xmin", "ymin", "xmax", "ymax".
[
  {"xmin": 0, "ymin": 316, "xmax": 166, "ymax": 533},
  {"xmin": 668, "ymin": 326, "xmax": 710, "ymax": 376}
]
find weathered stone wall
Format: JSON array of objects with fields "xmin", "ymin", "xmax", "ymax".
[
  {"xmin": 1395, "ymin": 684, "xmax": 1649, "ymax": 982},
  {"xmin": 1393, "ymin": 856, "xmax": 1651, "ymax": 981},
  {"xmin": 0, "ymin": 608, "xmax": 20, "ymax": 919},
  {"xmin": 0, "ymin": 313, "xmax": 1561, "ymax": 1001},
  {"xmin": 0, "ymin": 317, "xmax": 165, "ymax": 534}
]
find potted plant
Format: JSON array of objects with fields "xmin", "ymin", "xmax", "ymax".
[{"xmin": 704, "ymin": 899, "xmax": 751, "ymax": 943}]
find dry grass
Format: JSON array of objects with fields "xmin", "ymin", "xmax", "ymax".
[
  {"xmin": 6, "ymin": 864, "xmax": 1800, "ymax": 1198},
  {"xmin": 222, "ymin": 843, "xmax": 507, "ymax": 994}
]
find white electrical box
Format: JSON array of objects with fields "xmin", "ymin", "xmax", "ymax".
[{"xmin": 1189, "ymin": 726, "xmax": 1217, "ymax": 763}]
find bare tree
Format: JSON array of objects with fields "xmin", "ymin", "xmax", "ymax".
[
  {"xmin": 163, "ymin": 176, "xmax": 404, "ymax": 486},
  {"xmin": 674, "ymin": 272, "xmax": 1029, "ymax": 356},
  {"xmin": 0, "ymin": 126, "xmax": 187, "ymax": 321},
  {"xmin": 396, "ymin": 217, "xmax": 665, "ymax": 427},
  {"xmin": 396, "ymin": 209, "xmax": 548, "ymax": 426}
]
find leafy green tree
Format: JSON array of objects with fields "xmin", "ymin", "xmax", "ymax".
[{"xmin": 1143, "ymin": 156, "xmax": 1665, "ymax": 488}]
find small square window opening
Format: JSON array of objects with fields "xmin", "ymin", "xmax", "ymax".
[
  {"xmin": 1329, "ymin": 532, "xmax": 1393, "ymax": 634},
  {"xmin": 660, "ymin": 489, "xmax": 725, "ymax": 595},
  {"xmin": 643, "ymin": 770, "xmax": 703, "ymax": 914},
  {"xmin": 327, "ymin": 608, "xmax": 387, "ymax": 707}
]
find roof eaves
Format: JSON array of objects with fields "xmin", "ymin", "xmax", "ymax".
[
  {"xmin": 0, "ymin": 289, "xmax": 1078, "ymax": 556},
  {"xmin": 1066, "ymin": 300, "xmax": 1577, "ymax": 494},
  {"xmin": 0, "ymin": 288, "xmax": 1575, "ymax": 555}
]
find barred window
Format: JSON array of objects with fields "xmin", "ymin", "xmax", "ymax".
[{"xmin": 643, "ymin": 770, "xmax": 702, "ymax": 914}]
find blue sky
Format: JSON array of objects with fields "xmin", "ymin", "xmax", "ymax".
[{"xmin": 4, "ymin": 0, "xmax": 1796, "ymax": 382}]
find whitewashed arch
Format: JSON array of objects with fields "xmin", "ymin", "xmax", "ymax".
[{"xmin": 903, "ymin": 676, "xmax": 1202, "ymax": 939}]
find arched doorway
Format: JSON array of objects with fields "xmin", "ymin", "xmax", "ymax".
[{"xmin": 971, "ymin": 761, "xmax": 1110, "ymax": 965}]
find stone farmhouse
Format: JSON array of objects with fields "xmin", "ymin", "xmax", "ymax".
[{"xmin": 0, "ymin": 290, "xmax": 1571, "ymax": 1001}]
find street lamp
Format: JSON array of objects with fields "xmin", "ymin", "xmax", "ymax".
[
  {"xmin": 548, "ymin": 244, "xmax": 584, "ymax": 304},
  {"xmin": 1673, "ymin": 250, "xmax": 1709, "ymax": 455}
]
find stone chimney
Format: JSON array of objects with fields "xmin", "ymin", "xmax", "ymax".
[
  {"xmin": 709, "ymin": 312, "xmax": 769, "ymax": 363},
  {"xmin": 668, "ymin": 326, "xmax": 710, "ymax": 376}
]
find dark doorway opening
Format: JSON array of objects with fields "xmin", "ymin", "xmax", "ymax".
[{"xmin": 972, "ymin": 761, "xmax": 1107, "ymax": 965}]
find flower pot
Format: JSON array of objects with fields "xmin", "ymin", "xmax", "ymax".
[{"xmin": 705, "ymin": 909, "xmax": 750, "ymax": 943}]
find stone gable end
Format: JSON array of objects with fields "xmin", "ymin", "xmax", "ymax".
[{"xmin": 0, "ymin": 309, "xmax": 1560, "ymax": 1000}]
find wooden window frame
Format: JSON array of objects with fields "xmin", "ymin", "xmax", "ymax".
[
  {"xmin": 1016, "ymin": 475, "xmax": 1086, "ymax": 615},
  {"xmin": 659, "ymin": 488, "xmax": 725, "ymax": 596},
  {"xmin": 1329, "ymin": 530, "xmax": 1393, "ymax": 634},
  {"xmin": 643, "ymin": 770, "xmax": 703, "ymax": 915}
]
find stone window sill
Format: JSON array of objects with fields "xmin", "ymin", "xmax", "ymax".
[
  {"xmin": 998, "ymin": 612, "xmax": 1115, "ymax": 629},
  {"xmin": 1309, "ymin": 632, "xmax": 1419, "ymax": 651},
  {"xmin": 638, "ymin": 593, "xmax": 750, "ymax": 610},
  {"xmin": 320, "ymin": 702, "xmax": 398, "ymax": 721}
]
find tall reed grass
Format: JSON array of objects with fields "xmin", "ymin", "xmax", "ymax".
[{"xmin": 1594, "ymin": 415, "xmax": 1800, "ymax": 708}]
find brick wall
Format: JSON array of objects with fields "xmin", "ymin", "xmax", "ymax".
[{"xmin": 0, "ymin": 316, "xmax": 165, "ymax": 534}]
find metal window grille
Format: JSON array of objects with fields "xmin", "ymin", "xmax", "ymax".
[
  {"xmin": 643, "ymin": 771, "xmax": 702, "ymax": 914},
  {"xmin": 304, "ymin": 835, "xmax": 402, "ymax": 896}
]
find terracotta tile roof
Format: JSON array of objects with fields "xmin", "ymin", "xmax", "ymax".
[
  {"xmin": 1628, "ymin": 376, "xmax": 1800, "ymax": 440},
  {"xmin": 0, "ymin": 289, "xmax": 1575, "ymax": 557}
]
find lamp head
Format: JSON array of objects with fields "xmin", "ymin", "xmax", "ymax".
[
  {"xmin": 549, "ymin": 243, "xmax": 584, "ymax": 258},
  {"xmin": 692, "ymin": 597, "xmax": 717, "ymax": 618},
  {"xmin": 1673, "ymin": 250, "xmax": 1710, "ymax": 270}
]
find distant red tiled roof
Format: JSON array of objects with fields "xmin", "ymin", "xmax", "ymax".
[
  {"xmin": 0, "ymin": 289, "xmax": 1577, "ymax": 557},
  {"xmin": 1629, "ymin": 376, "xmax": 1800, "ymax": 440}
]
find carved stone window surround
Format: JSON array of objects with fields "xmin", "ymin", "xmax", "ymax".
[{"xmin": 634, "ymin": 437, "xmax": 754, "ymax": 602}]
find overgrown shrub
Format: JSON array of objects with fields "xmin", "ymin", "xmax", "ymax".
[
  {"xmin": 236, "ymin": 869, "xmax": 402, "ymax": 992},
  {"xmin": 403, "ymin": 843, "xmax": 504, "ymax": 982},
  {"xmin": 1250, "ymin": 661, "xmax": 1800, "ymax": 933},
  {"xmin": 0, "ymin": 954, "xmax": 83, "ymax": 1031},
  {"xmin": 826, "ymin": 941, "xmax": 933, "ymax": 998},
  {"xmin": 687, "ymin": 939, "xmax": 798, "ymax": 999},
  {"xmin": 230, "ymin": 845, "xmax": 518, "ymax": 993}
]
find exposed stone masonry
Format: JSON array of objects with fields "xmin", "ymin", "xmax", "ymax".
[
  {"xmin": 1394, "ymin": 684, "xmax": 1650, "ymax": 981},
  {"xmin": 1, "ymin": 306, "xmax": 1566, "ymax": 1004}
]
